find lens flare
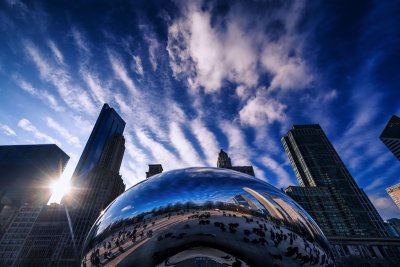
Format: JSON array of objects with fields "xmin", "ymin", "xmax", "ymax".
[{"xmin": 49, "ymin": 179, "xmax": 71, "ymax": 203}]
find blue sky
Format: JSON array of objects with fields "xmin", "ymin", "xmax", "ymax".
[{"xmin": 0, "ymin": 0, "xmax": 399, "ymax": 219}]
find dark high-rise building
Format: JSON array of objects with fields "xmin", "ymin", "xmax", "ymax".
[
  {"xmin": 0, "ymin": 145, "xmax": 69, "ymax": 207},
  {"xmin": 380, "ymin": 115, "xmax": 400, "ymax": 161},
  {"xmin": 387, "ymin": 218, "xmax": 400, "ymax": 236},
  {"xmin": 282, "ymin": 125, "xmax": 400, "ymax": 266},
  {"xmin": 0, "ymin": 145, "xmax": 69, "ymax": 240},
  {"xmin": 0, "ymin": 205, "xmax": 42, "ymax": 266},
  {"xmin": 58, "ymin": 104, "xmax": 126, "ymax": 265},
  {"xmin": 15, "ymin": 203, "xmax": 69, "ymax": 267},
  {"xmin": 72, "ymin": 133, "xmax": 126, "ymax": 249},
  {"xmin": 67, "ymin": 103, "xmax": 125, "ymax": 205},
  {"xmin": 217, "ymin": 149, "xmax": 255, "ymax": 176},
  {"xmin": 282, "ymin": 124, "xmax": 387, "ymax": 238},
  {"xmin": 146, "ymin": 164, "xmax": 163, "ymax": 178}
]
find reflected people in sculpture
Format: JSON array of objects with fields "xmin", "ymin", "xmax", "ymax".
[{"xmin": 82, "ymin": 167, "xmax": 335, "ymax": 267}]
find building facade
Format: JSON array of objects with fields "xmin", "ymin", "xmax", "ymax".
[
  {"xmin": 0, "ymin": 145, "xmax": 69, "ymax": 208},
  {"xmin": 217, "ymin": 149, "xmax": 255, "ymax": 176},
  {"xmin": 15, "ymin": 203, "xmax": 69, "ymax": 267},
  {"xmin": 146, "ymin": 164, "xmax": 163, "ymax": 178},
  {"xmin": 387, "ymin": 218, "xmax": 400, "ymax": 235},
  {"xmin": 0, "ymin": 205, "xmax": 42, "ymax": 266},
  {"xmin": 65, "ymin": 103, "xmax": 125, "ymax": 207},
  {"xmin": 386, "ymin": 183, "xmax": 400, "ymax": 209},
  {"xmin": 380, "ymin": 115, "xmax": 400, "ymax": 161},
  {"xmin": 282, "ymin": 125, "xmax": 387, "ymax": 238},
  {"xmin": 57, "ymin": 104, "xmax": 126, "ymax": 265},
  {"xmin": 282, "ymin": 124, "xmax": 400, "ymax": 266},
  {"xmin": 0, "ymin": 145, "xmax": 69, "ymax": 240}
]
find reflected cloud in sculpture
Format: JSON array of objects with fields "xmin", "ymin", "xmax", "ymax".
[{"xmin": 82, "ymin": 167, "xmax": 335, "ymax": 267}]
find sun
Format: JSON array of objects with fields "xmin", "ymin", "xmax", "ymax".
[{"xmin": 49, "ymin": 179, "xmax": 71, "ymax": 204}]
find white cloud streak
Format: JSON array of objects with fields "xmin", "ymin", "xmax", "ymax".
[
  {"xmin": 132, "ymin": 55, "xmax": 144, "ymax": 76},
  {"xmin": 219, "ymin": 120, "xmax": 252, "ymax": 165},
  {"xmin": 169, "ymin": 122, "xmax": 205, "ymax": 166},
  {"xmin": 108, "ymin": 51, "xmax": 139, "ymax": 97},
  {"xmin": 0, "ymin": 123, "xmax": 17, "ymax": 136},
  {"xmin": 24, "ymin": 41, "xmax": 97, "ymax": 115},
  {"xmin": 71, "ymin": 27, "xmax": 90, "ymax": 54},
  {"xmin": 260, "ymin": 156, "xmax": 293, "ymax": 188},
  {"xmin": 47, "ymin": 40, "xmax": 64, "ymax": 65},
  {"xmin": 80, "ymin": 68, "xmax": 110, "ymax": 104},
  {"xmin": 136, "ymin": 128, "xmax": 182, "ymax": 170},
  {"xmin": 145, "ymin": 34, "xmax": 159, "ymax": 71},
  {"xmin": 18, "ymin": 118, "xmax": 60, "ymax": 145},
  {"xmin": 15, "ymin": 79, "xmax": 64, "ymax": 112},
  {"xmin": 190, "ymin": 118, "xmax": 220, "ymax": 166},
  {"xmin": 46, "ymin": 117, "xmax": 81, "ymax": 147}
]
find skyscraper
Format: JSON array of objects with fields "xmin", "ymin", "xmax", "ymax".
[
  {"xmin": 15, "ymin": 203, "xmax": 69, "ymax": 266},
  {"xmin": 380, "ymin": 115, "xmax": 400, "ymax": 160},
  {"xmin": 282, "ymin": 124, "xmax": 387, "ymax": 238},
  {"xmin": 67, "ymin": 103, "xmax": 126, "ymax": 204},
  {"xmin": 0, "ymin": 205, "xmax": 42, "ymax": 266},
  {"xmin": 58, "ymin": 104, "xmax": 126, "ymax": 265},
  {"xmin": 386, "ymin": 183, "xmax": 400, "ymax": 209},
  {"xmin": 217, "ymin": 149, "xmax": 255, "ymax": 176},
  {"xmin": 282, "ymin": 125, "xmax": 400, "ymax": 266}
]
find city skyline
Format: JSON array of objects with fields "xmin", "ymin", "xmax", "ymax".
[{"xmin": 0, "ymin": 0, "xmax": 399, "ymax": 220}]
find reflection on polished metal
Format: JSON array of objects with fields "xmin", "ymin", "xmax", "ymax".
[{"xmin": 82, "ymin": 168, "xmax": 335, "ymax": 267}]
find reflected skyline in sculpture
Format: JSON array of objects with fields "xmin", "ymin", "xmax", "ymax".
[{"xmin": 82, "ymin": 168, "xmax": 335, "ymax": 267}]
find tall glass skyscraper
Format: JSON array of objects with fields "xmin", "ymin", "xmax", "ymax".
[
  {"xmin": 71, "ymin": 103, "xmax": 125, "ymax": 188},
  {"xmin": 58, "ymin": 104, "xmax": 126, "ymax": 265},
  {"xmin": 282, "ymin": 125, "xmax": 387, "ymax": 238}
]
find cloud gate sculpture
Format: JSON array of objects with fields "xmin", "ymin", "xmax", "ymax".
[{"xmin": 82, "ymin": 167, "xmax": 335, "ymax": 267}]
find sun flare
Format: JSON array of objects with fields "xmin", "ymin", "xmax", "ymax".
[{"xmin": 49, "ymin": 179, "xmax": 71, "ymax": 204}]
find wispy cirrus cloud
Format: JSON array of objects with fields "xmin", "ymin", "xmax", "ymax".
[
  {"xmin": 80, "ymin": 68, "xmax": 110, "ymax": 105},
  {"xmin": 136, "ymin": 128, "xmax": 182, "ymax": 170},
  {"xmin": 46, "ymin": 117, "xmax": 81, "ymax": 147},
  {"xmin": 47, "ymin": 40, "xmax": 64, "ymax": 65},
  {"xmin": 190, "ymin": 118, "xmax": 220, "ymax": 166},
  {"xmin": 144, "ymin": 33, "xmax": 160, "ymax": 72},
  {"xmin": 18, "ymin": 118, "xmax": 60, "ymax": 145},
  {"xmin": 24, "ymin": 41, "xmax": 97, "ymax": 115},
  {"xmin": 15, "ymin": 78, "xmax": 64, "ymax": 112},
  {"xmin": 260, "ymin": 156, "xmax": 293, "ymax": 188},
  {"xmin": 71, "ymin": 27, "xmax": 90, "ymax": 55},
  {"xmin": 169, "ymin": 121, "xmax": 205, "ymax": 166},
  {"xmin": 0, "ymin": 123, "xmax": 17, "ymax": 137},
  {"xmin": 132, "ymin": 55, "xmax": 144, "ymax": 76},
  {"xmin": 219, "ymin": 120, "xmax": 252, "ymax": 165},
  {"xmin": 108, "ymin": 51, "xmax": 139, "ymax": 97}
]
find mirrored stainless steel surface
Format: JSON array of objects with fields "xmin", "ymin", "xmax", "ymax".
[{"xmin": 82, "ymin": 167, "xmax": 335, "ymax": 267}]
